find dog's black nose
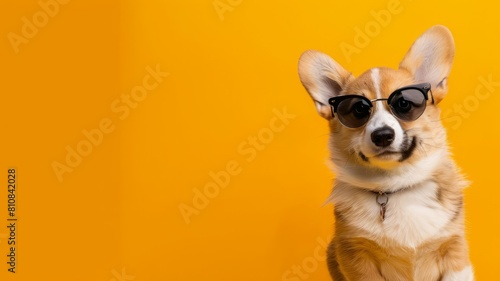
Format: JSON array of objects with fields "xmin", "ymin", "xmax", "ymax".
[{"xmin": 371, "ymin": 127, "xmax": 395, "ymax": 147}]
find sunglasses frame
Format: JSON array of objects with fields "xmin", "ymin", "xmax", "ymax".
[{"xmin": 328, "ymin": 83, "xmax": 433, "ymax": 128}]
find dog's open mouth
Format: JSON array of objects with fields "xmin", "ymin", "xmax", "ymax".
[{"xmin": 360, "ymin": 137, "xmax": 417, "ymax": 163}]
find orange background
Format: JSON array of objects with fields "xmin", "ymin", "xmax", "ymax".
[{"xmin": 1, "ymin": 0, "xmax": 499, "ymax": 280}]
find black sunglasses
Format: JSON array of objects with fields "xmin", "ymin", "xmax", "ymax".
[{"xmin": 328, "ymin": 83, "xmax": 433, "ymax": 128}]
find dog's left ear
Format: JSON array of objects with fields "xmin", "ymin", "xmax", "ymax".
[{"xmin": 399, "ymin": 25, "xmax": 455, "ymax": 104}]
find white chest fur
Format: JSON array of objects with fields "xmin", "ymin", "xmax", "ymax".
[{"xmin": 332, "ymin": 181, "xmax": 453, "ymax": 248}]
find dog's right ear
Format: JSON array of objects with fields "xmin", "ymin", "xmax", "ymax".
[{"xmin": 298, "ymin": 50, "xmax": 353, "ymax": 120}]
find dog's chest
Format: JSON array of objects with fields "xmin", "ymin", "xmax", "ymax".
[{"xmin": 334, "ymin": 181, "xmax": 452, "ymax": 248}]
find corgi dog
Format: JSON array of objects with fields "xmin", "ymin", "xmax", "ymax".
[{"xmin": 298, "ymin": 26, "xmax": 473, "ymax": 281}]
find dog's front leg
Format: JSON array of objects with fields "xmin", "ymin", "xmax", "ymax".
[
  {"xmin": 333, "ymin": 238, "xmax": 384, "ymax": 281},
  {"xmin": 334, "ymin": 237, "xmax": 411, "ymax": 281},
  {"xmin": 441, "ymin": 266, "xmax": 474, "ymax": 281},
  {"xmin": 440, "ymin": 236, "xmax": 474, "ymax": 281}
]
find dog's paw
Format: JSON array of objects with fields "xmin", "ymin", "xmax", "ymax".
[{"xmin": 441, "ymin": 266, "xmax": 474, "ymax": 281}]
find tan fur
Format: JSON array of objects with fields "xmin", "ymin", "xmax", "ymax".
[
  {"xmin": 298, "ymin": 26, "xmax": 473, "ymax": 280},
  {"xmin": 328, "ymin": 158, "xmax": 470, "ymax": 281}
]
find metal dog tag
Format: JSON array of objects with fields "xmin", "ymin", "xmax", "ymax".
[{"xmin": 376, "ymin": 192, "xmax": 389, "ymax": 221}]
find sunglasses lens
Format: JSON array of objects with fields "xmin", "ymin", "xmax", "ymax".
[
  {"xmin": 337, "ymin": 97, "xmax": 372, "ymax": 128},
  {"xmin": 389, "ymin": 89, "xmax": 426, "ymax": 121}
]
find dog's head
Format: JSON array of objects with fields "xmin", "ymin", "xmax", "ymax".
[{"xmin": 298, "ymin": 26, "xmax": 455, "ymax": 191}]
